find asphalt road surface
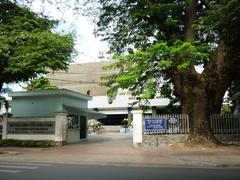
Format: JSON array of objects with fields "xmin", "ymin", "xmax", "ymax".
[{"xmin": 0, "ymin": 162, "xmax": 240, "ymax": 180}]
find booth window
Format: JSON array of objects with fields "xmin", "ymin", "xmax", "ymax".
[{"xmin": 67, "ymin": 115, "xmax": 79, "ymax": 129}]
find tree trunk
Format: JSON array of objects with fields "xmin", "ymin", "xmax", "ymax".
[
  {"xmin": 172, "ymin": 40, "xmax": 238, "ymax": 145},
  {"xmin": 182, "ymin": 83, "xmax": 218, "ymax": 145},
  {"xmin": 203, "ymin": 44, "xmax": 233, "ymax": 114},
  {"xmin": 173, "ymin": 71, "xmax": 219, "ymax": 145}
]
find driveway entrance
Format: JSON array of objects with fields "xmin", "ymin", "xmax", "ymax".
[
  {"xmin": 86, "ymin": 132, "xmax": 133, "ymax": 147},
  {"xmin": 59, "ymin": 132, "xmax": 134, "ymax": 159}
]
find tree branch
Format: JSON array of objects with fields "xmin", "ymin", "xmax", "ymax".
[{"xmin": 184, "ymin": 0, "xmax": 198, "ymax": 41}]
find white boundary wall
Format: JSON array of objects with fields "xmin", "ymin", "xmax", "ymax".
[{"xmin": 2, "ymin": 113, "xmax": 68, "ymax": 143}]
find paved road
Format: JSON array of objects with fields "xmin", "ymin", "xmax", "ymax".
[{"xmin": 0, "ymin": 162, "xmax": 240, "ymax": 180}]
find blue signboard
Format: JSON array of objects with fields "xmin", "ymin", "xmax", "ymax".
[{"xmin": 144, "ymin": 118, "xmax": 166, "ymax": 131}]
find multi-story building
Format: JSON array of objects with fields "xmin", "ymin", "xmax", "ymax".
[{"xmin": 47, "ymin": 61, "xmax": 170, "ymax": 125}]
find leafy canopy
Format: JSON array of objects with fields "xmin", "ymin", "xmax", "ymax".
[
  {"xmin": 96, "ymin": 0, "xmax": 187, "ymax": 53},
  {"xmin": 103, "ymin": 40, "xmax": 210, "ymax": 101},
  {"xmin": 98, "ymin": 0, "xmax": 240, "ymax": 102},
  {"xmin": 0, "ymin": 0, "xmax": 74, "ymax": 88}
]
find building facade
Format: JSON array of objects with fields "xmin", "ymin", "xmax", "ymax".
[{"xmin": 47, "ymin": 62, "xmax": 170, "ymax": 125}]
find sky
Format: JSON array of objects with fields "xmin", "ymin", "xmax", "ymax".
[{"xmin": 29, "ymin": 0, "xmax": 109, "ymax": 63}]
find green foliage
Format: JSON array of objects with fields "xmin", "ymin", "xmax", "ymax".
[
  {"xmin": 198, "ymin": 0, "xmax": 240, "ymax": 42},
  {"xmin": 0, "ymin": 1, "xmax": 74, "ymax": 90},
  {"xmin": 221, "ymin": 104, "xmax": 232, "ymax": 114},
  {"xmin": 140, "ymin": 82, "xmax": 156, "ymax": 99},
  {"xmin": 102, "ymin": 40, "xmax": 210, "ymax": 101},
  {"xmin": 0, "ymin": 139, "xmax": 54, "ymax": 148},
  {"xmin": 96, "ymin": 0, "xmax": 186, "ymax": 53},
  {"xmin": 159, "ymin": 60, "xmax": 173, "ymax": 70},
  {"xmin": 24, "ymin": 77, "xmax": 58, "ymax": 91}
]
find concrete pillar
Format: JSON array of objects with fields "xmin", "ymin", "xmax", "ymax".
[
  {"xmin": 152, "ymin": 106, "xmax": 157, "ymax": 116},
  {"xmin": 54, "ymin": 112, "xmax": 68, "ymax": 144},
  {"xmin": 132, "ymin": 110, "xmax": 143, "ymax": 147},
  {"xmin": 2, "ymin": 113, "xmax": 8, "ymax": 139}
]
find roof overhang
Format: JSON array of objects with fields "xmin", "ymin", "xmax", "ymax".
[
  {"xmin": 63, "ymin": 105, "xmax": 106, "ymax": 119},
  {"xmin": 9, "ymin": 89, "xmax": 92, "ymax": 101}
]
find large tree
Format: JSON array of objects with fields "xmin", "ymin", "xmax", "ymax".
[
  {"xmin": 96, "ymin": 0, "xmax": 240, "ymax": 144},
  {"xmin": 0, "ymin": 0, "xmax": 74, "ymax": 91}
]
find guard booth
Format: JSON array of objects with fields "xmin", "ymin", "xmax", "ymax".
[{"xmin": 1, "ymin": 89, "xmax": 105, "ymax": 144}]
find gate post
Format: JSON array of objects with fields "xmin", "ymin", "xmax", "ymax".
[
  {"xmin": 55, "ymin": 112, "xmax": 68, "ymax": 145},
  {"xmin": 2, "ymin": 113, "xmax": 8, "ymax": 140},
  {"xmin": 132, "ymin": 110, "xmax": 143, "ymax": 147}
]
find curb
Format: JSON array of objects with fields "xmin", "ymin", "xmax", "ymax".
[{"xmin": 0, "ymin": 158, "xmax": 240, "ymax": 169}]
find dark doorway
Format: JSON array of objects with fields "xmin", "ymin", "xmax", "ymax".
[
  {"xmin": 80, "ymin": 116, "xmax": 87, "ymax": 139},
  {"xmin": 98, "ymin": 114, "xmax": 128, "ymax": 125}
]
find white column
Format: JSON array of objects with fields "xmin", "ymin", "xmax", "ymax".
[
  {"xmin": 2, "ymin": 113, "xmax": 8, "ymax": 139},
  {"xmin": 132, "ymin": 110, "xmax": 143, "ymax": 147},
  {"xmin": 54, "ymin": 112, "xmax": 68, "ymax": 143}
]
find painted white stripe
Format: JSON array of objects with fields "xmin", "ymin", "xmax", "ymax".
[
  {"xmin": 1, "ymin": 162, "xmax": 52, "ymax": 167},
  {"xmin": 0, "ymin": 165, "xmax": 38, "ymax": 169},
  {"xmin": 0, "ymin": 169, "xmax": 21, "ymax": 173}
]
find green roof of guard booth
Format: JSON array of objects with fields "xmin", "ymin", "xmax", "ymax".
[{"xmin": 9, "ymin": 89, "xmax": 92, "ymax": 118}]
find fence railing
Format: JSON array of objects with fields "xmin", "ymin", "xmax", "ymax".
[
  {"xmin": 143, "ymin": 114, "xmax": 240, "ymax": 135},
  {"xmin": 143, "ymin": 114, "xmax": 189, "ymax": 135},
  {"xmin": 210, "ymin": 114, "xmax": 240, "ymax": 134}
]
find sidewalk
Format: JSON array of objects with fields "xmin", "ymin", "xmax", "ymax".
[{"xmin": 1, "ymin": 133, "xmax": 240, "ymax": 168}]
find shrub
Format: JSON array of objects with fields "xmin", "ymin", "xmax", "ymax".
[{"xmin": 0, "ymin": 139, "xmax": 54, "ymax": 148}]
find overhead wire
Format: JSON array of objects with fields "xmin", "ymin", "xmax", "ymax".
[
  {"xmin": 49, "ymin": 71, "xmax": 115, "ymax": 75},
  {"xmin": 46, "ymin": 77, "xmax": 102, "ymax": 84}
]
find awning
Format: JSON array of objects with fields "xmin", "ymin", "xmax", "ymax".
[{"xmin": 63, "ymin": 105, "xmax": 106, "ymax": 119}]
